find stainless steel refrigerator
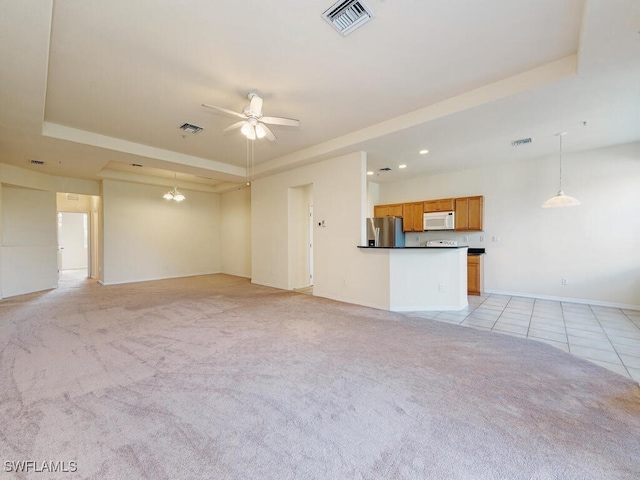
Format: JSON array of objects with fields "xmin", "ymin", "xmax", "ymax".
[{"xmin": 367, "ymin": 217, "xmax": 405, "ymax": 247}]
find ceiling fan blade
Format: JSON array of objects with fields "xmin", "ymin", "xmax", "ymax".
[
  {"xmin": 248, "ymin": 93, "xmax": 263, "ymax": 116},
  {"xmin": 261, "ymin": 116, "xmax": 300, "ymax": 127},
  {"xmin": 201, "ymin": 103, "xmax": 246, "ymax": 119},
  {"xmin": 222, "ymin": 121, "xmax": 245, "ymax": 132},
  {"xmin": 261, "ymin": 123, "xmax": 276, "ymax": 141}
]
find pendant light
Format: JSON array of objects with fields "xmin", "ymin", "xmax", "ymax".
[
  {"xmin": 541, "ymin": 132, "xmax": 580, "ymax": 208},
  {"xmin": 163, "ymin": 173, "xmax": 186, "ymax": 202}
]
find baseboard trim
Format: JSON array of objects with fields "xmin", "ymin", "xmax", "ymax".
[
  {"xmin": 391, "ymin": 304, "xmax": 469, "ymax": 312},
  {"xmin": 100, "ymin": 271, "xmax": 222, "ymax": 286},
  {"xmin": 312, "ymin": 291, "xmax": 389, "ymax": 311},
  {"xmin": 483, "ymin": 289, "xmax": 640, "ymax": 311}
]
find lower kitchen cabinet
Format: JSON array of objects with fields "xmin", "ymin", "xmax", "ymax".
[{"xmin": 467, "ymin": 255, "xmax": 482, "ymax": 296}]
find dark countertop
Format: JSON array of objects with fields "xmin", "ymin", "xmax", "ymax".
[
  {"xmin": 358, "ymin": 246, "xmax": 486, "ymax": 254},
  {"xmin": 357, "ymin": 246, "xmax": 468, "ymax": 249}
]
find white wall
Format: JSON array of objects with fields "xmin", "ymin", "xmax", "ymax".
[
  {"xmin": 253, "ymin": 152, "xmax": 389, "ymax": 307},
  {"xmin": 220, "ymin": 186, "xmax": 251, "ymax": 278},
  {"xmin": 377, "ymin": 142, "xmax": 640, "ymax": 308},
  {"xmin": 1, "ymin": 185, "xmax": 57, "ymax": 297},
  {"xmin": 102, "ymin": 179, "xmax": 221, "ymax": 284}
]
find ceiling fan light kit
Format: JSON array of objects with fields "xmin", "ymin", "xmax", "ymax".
[
  {"xmin": 541, "ymin": 132, "xmax": 580, "ymax": 208},
  {"xmin": 202, "ymin": 92, "xmax": 300, "ymax": 142}
]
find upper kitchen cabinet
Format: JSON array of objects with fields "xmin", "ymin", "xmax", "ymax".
[
  {"xmin": 455, "ymin": 196, "xmax": 484, "ymax": 231},
  {"xmin": 423, "ymin": 198, "xmax": 454, "ymax": 212},
  {"xmin": 402, "ymin": 202, "xmax": 425, "ymax": 232},
  {"xmin": 374, "ymin": 203, "xmax": 403, "ymax": 218}
]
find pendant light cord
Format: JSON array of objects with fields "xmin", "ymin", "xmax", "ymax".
[
  {"xmin": 555, "ymin": 132, "xmax": 567, "ymax": 193},
  {"xmin": 245, "ymin": 137, "xmax": 255, "ymax": 185},
  {"xmin": 558, "ymin": 133, "xmax": 563, "ymax": 192}
]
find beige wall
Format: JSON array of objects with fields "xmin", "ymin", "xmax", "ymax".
[
  {"xmin": 56, "ymin": 192, "xmax": 93, "ymax": 212},
  {"xmin": 220, "ymin": 186, "xmax": 252, "ymax": 278},
  {"xmin": 251, "ymin": 151, "xmax": 392, "ymax": 308},
  {"xmin": 377, "ymin": 141, "xmax": 640, "ymax": 308},
  {"xmin": 101, "ymin": 179, "xmax": 221, "ymax": 285},
  {"xmin": 0, "ymin": 165, "xmax": 99, "ymax": 298},
  {"xmin": 1, "ymin": 185, "xmax": 57, "ymax": 297}
]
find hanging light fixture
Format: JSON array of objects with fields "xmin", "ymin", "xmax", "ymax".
[
  {"xmin": 163, "ymin": 174, "xmax": 186, "ymax": 202},
  {"xmin": 541, "ymin": 132, "xmax": 580, "ymax": 208}
]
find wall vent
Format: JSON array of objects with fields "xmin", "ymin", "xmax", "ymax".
[
  {"xmin": 66, "ymin": 193, "xmax": 80, "ymax": 201},
  {"xmin": 29, "ymin": 159, "xmax": 45, "ymax": 165},
  {"xmin": 511, "ymin": 137, "xmax": 533, "ymax": 146},
  {"xmin": 323, "ymin": 0, "xmax": 374, "ymax": 36},
  {"xmin": 180, "ymin": 123, "xmax": 203, "ymax": 134}
]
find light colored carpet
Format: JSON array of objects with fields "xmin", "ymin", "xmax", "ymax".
[{"xmin": 1, "ymin": 274, "xmax": 639, "ymax": 479}]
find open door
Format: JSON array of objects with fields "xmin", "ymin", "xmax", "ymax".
[{"xmin": 57, "ymin": 212, "xmax": 88, "ymax": 275}]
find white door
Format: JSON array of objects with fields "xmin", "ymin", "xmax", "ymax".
[{"xmin": 58, "ymin": 212, "xmax": 88, "ymax": 270}]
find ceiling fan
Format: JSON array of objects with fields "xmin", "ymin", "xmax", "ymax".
[{"xmin": 202, "ymin": 92, "xmax": 300, "ymax": 141}]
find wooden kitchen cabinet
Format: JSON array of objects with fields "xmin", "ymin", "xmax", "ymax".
[
  {"xmin": 455, "ymin": 196, "xmax": 483, "ymax": 231},
  {"xmin": 467, "ymin": 255, "xmax": 482, "ymax": 295},
  {"xmin": 423, "ymin": 198, "xmax": 454, "ymax": 212},
  {"xmin": 374, "ymin": 203, "xmax": 403, "ymax": 218},
  {"xmin": 402, "ymin": 202, "xmax": 425, "ymax": 232}
]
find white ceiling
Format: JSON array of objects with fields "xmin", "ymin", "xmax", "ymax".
[{"xmin": 0, "ymin": 0, "xmax": 639, "ymax": 191}]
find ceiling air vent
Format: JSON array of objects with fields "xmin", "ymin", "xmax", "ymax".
[
  {"xmin": 511, "ymin": 137, "xmax": 533, "ymax": 146},
  {"xmin": 323, "ymin": 0, "xmax": 374, "ymax": 36},
  {"xmin": 29, "ymin": 159, "xmax": 45, "ymax": 165},
  {"xmin": 180, "ymin": 123, "xmax": 203, "ymax": 134}
]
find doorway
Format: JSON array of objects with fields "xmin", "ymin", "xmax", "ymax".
[
  {"xmin": 288, "ymin": 184, "xmax": 313, "ymax": 291},
  {"xmin": 56, "ymin": 192, "xmax": 100, "ymax": 286},
  {"xmin": 57, "ymin": 212, "xmax": 89, "ymax": 279}
]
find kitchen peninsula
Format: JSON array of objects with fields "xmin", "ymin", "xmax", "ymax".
[{"xmin": 357, "ymin": 246, "xmax": 468, "ymax": 311}]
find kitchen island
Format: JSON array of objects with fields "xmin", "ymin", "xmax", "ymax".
[{"xmin": 357, "ymin": 246, "xmax": 468, "ymax": 311}]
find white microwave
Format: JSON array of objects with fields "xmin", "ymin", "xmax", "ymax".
[{"xmin": 423, "ymin": 211, "xmax": 455, "ymax": 230}]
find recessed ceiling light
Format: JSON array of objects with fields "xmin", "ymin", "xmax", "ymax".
[
  {"xmin": 366, "ymin": 171, "xmax": 374, "ymax": 175},
  {"xmin": 398, "ymin": 164, "xmax": 407, "ymax": 169},
  {"xmin": 419, "ymin": 149, "xmax": 429, "ymax": 155}
]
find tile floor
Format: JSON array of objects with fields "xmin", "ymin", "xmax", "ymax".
[{"xmin": 409, "ymin": 294, "xmax": 640, "ymax": 382}]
